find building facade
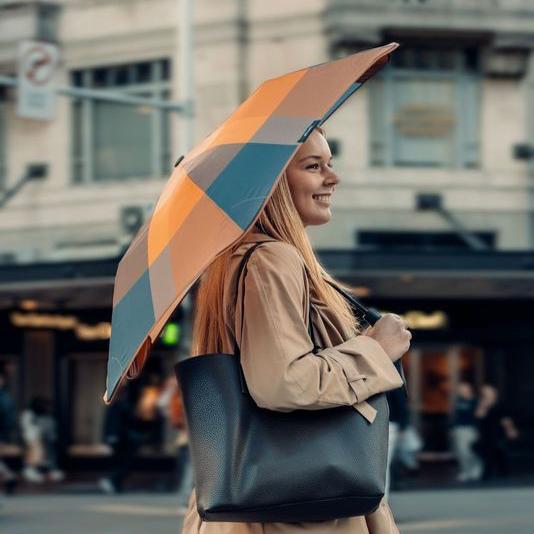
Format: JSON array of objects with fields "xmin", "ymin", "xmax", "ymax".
[{"xmin": 1, "ymin": 0, "xmax": 534, "ymax": 470}]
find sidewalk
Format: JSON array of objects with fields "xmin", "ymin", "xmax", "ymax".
[
  {"xmin": 2, "ymin": 486, "xmax": 534, "ymax": 534},
  {"xmin": 392, "ymin": 486, "xmax": 534, "ymax": 534}
]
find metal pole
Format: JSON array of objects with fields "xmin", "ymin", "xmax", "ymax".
[
  {"xmin": 175, "ymin": 0, "xmax": 195, "ymax": 363},
  {"xmin": 0, "ymin": 74, "xmax": 186, "ymax": 112},
  {"xmin": 526, "ymin": 51, "xmax": 534, "ymax": 247},
  {"xmin": 527, "ymin": 51, "xmax": 534, "ymax": 179},
  {"xmin": 237, "ymin": 0, "xmax": 249, "ymax": 103},
  {"xmin": 178, "ymin": 0, "xmax": 195, "ymax": 154}
]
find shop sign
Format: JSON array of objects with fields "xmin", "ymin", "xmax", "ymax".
[{"xmin": 10, "ymin": 311, "xmax": 111, "ymax": 340}]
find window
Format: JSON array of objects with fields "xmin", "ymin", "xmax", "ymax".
[
  {"xmin": 0, "ymin": 87, "xmax": 6, "ymax": 189},
  {"xmin": 71, "ymin": 59, "xmax": 172, "ymax": 183},
  {"xmin": 369, "ymin": 47, "xmax": 480, "ymax": 168}
]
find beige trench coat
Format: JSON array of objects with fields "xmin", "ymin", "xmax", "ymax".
[{"xmin": 181, "ymin": 231, "xmax": 404, "ymax": 534}]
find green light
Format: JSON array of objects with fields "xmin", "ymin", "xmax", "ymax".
[{"xmin": 161, "ymin": 323, "xmax": 180, "ymax": 346}]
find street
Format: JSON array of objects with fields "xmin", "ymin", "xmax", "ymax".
[
  {"xmin": 1, "ymin": 486, "xmax": 533, "ymax": 534},
  {"xmin": 391, "ymin": 486, "xmax": 534, "ymax": 533}
]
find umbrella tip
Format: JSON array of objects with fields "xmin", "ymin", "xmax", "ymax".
[{"xmin": 174, "ymin": 155, "xmax": 184, "ymax": 168}]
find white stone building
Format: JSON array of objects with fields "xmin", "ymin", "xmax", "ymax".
[{"xmin": 1, "ymin": 0, "xmax": 534, "ymax": 468}]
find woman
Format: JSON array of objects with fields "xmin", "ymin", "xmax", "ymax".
[{"xmin": 182, "ymin": 126, "xmax": 411, "ymax": 533}]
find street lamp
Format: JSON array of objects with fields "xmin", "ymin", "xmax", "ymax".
[{"xmin": 0, "ymin": 162, "xmax": 48, "ymax": 209}]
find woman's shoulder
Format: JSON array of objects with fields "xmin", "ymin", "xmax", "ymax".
[{"xmin": 236, "ymin": 239, "xmax": 305, "ymax": 275}]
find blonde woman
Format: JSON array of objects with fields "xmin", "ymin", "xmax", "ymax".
[{"xmin": 182, "ymin": 127, "xmax": 411, "ymax": 534}]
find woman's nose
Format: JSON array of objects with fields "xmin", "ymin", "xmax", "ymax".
[{"xmin": 324, "ymin": 167, "xmax": 340, "ymax": 186}]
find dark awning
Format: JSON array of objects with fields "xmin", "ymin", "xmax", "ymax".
[
  {"xmin": 318, "ymin": 248, "xmax": 534, "ymax": 299},
  {"xmin": 0, "ymin": 257, "xmax": 118, "ymax": 309},
  {"xmin": 1, "ymin": 248, "xmax": 533, "ymax": 307}
]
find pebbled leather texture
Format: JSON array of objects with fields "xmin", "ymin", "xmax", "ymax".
[{"xmin": 175, "ymin": 353, "xmax": 389, "ymax": 523}]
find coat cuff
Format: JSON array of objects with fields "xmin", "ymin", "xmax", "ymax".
[{"xmin": 322, "ymin": 335, "xmax": 404, "ymax": 401}]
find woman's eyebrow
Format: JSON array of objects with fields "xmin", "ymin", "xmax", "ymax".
[{"xmin": 299, "ymin": 155, "xmax": 333, "ymax": 163}]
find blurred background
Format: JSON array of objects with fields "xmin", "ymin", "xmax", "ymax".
[{"xmin": 1, "ymin": 0, "xmax": 534, "ymax": 532}]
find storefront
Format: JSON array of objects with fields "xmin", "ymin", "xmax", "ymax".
[
  {"xmin": 320, "ymin": 246, "xmax": 534, "ymax": 466},
  {"xmin": 1, "ymin": 247, "xmax": 534, "ymax": 472},
  {"xmin": 0, "ymin": 256, "xmax": 186, "ymax": 469}
]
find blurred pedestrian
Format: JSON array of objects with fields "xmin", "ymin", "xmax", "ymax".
[
  {"xmin": 451, "ymin": 380, "xmax": 482, "ymax": 482},
  {"xmin": 452, "ymin": 380, "xmax": 482, "ymax": 482},
  {"xmin": 135, "ymin": 373, "xmax": 165, "ymax": 450},
  {"xmin": 0, "ymin": 371, "xmax": 17, "ymax": 494},
  {"xmin": 395, "ymin": 425, "xmax": 422, "ymax": 473},
  {"xmin": 20, "ymin": 397, "xmax": 64, "ymax": 483},
  {"xmin": 99, "ymin": 385, "xmax": 143, "ymax": 494},
  {"xmin": 385, "ymin": 385, "xmax": 409, "ymax": 499},
  {"xmin": 474, "ymin": 384, "xmax": 519, "ymax": 480},
  {"xmin": 157, "ymin": 374, "xmax": 194, "ymax": 509}
]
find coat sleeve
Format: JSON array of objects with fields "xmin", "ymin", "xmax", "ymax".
[{"xmin": 236, "ymin": 242, "xmax": 403, "ymax": 413}]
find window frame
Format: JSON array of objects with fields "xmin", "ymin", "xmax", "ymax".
[
  {"xmin": 70, "ymin": 59, "xmax": 172, "ymax": 184},
  {"xmin": 0, "ymin": 90, "xmax": 6, "ymax": 190},
  {"xmin": 369, "ymin": 48, "xmax": 481, "ymax": 169}
]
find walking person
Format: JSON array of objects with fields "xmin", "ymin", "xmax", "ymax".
[
  {"xmin": 0, "ymin": 371, "xmax": 17, "ymax": 494},
  {"xmin": 20, "ymin": 397, "xmax": 64, "ymax": 483},
  {"xmin": 99, "ymin": 385, "xmax": 144, "ymax": 494},
  {"xmin": 451, "ymin": 380, "xmax": 482, "ymax": 482},
  {"xmin": 474, "ymin": 384, "xmax": 519, "ymax": 481},
  {"xmin": 157, "ymin": 374, "xmax": 194, "ymax": 509},
  {"xmin": 385, "ymin": 386, "xmax": 410, "ymax": 498},
  {"xmin": 181, "ymin": 127, "xmax": 411, "ymax": 533}
]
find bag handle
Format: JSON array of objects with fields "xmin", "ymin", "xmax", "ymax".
[
  {"xmin": 325, "ymin": 279, "xmax": 408, "ymax": 398},
  {"xmin": 232, "ymin": 242, "xmax": 320, "ymax": 394}
]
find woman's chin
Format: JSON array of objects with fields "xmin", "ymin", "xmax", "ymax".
[{"xmin": 303, "ymin": 210, "xmax": 332, "ymax": 226}]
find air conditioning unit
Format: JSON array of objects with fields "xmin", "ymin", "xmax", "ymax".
[
  {"xmin": 0, "ymin": 252, "xmax": 17, "ymax": 265},
  {"xmin": 0, "ymin": 247, "xmax": 37, "ymax": 265},
  {"xmin": 119, "ymin": 204, "xmax": 154, "ymax": 245}
]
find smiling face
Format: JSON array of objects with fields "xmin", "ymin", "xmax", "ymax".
[{"xmin": 285, "ymin": 129, "xmax": 340, "ymax": 227}]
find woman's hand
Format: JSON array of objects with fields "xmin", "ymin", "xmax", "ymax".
[{"xmin": 363, "ymin": 314, "xmax": 412, "ymax": 363}]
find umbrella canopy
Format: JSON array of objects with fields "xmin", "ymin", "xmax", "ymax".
[{"xmin": 105, "ymin": 42, "xmax": 399, "ymax": 403}]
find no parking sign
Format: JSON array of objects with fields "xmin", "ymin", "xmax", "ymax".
[{"xmin": 17, "ymin": 40, "xmax": 60, "ymax": 121}]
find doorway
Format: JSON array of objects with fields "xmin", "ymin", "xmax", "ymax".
[{"xmin": 404, "ymin": 344, "xmax": 484, "ymax": 455}]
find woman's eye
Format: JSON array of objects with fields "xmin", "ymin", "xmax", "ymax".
[{"xmin": 307, "ymin": 163, "xmax": 320, "ymax": 170}]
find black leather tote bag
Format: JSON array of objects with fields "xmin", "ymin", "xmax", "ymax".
[{"xmin": 174, "ymin": 242, "xmax": 390, "ymax": 523}]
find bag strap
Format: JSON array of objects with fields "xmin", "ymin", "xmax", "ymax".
[{"xmin": 232, "ymin": 242, "xmax": 319, "ymax": 393}]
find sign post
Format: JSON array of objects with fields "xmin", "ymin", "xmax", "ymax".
[{"xmin": 16, "ymin": 40, "xmax": 60, "ymax": 121}]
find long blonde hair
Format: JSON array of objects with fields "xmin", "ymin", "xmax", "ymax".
[{"xmin": 192, "ymin": 129, "xmax": 362, "ymax": 355}]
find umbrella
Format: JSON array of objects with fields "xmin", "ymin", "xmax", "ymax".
[{"xmin": 105, "ymin": 41, "xmax": 399, "ymax": 403}]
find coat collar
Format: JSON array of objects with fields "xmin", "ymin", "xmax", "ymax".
[{"xmin": 239, "ymin": 229, "xmax": 278, "ymax": 245}]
